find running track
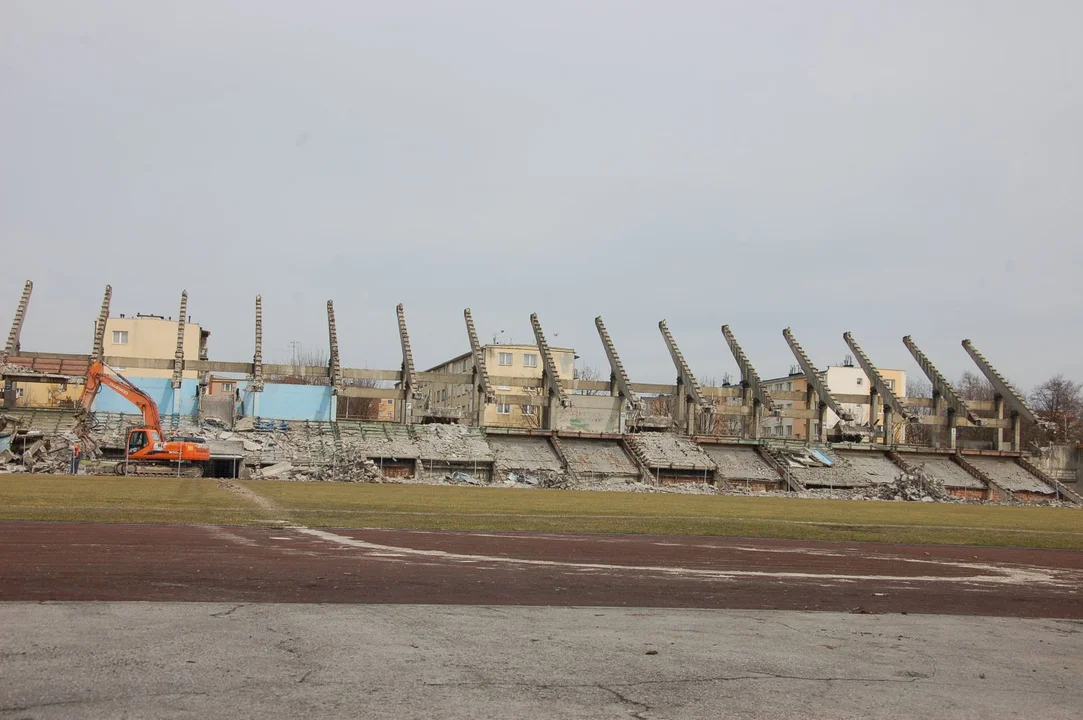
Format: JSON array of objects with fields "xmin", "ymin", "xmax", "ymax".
[{"xmin": 1, "ymin": 522, "xmax": 1081, "ymax": 617}]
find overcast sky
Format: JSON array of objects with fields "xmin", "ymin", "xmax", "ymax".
[{"xmin": 2, "ymin": 1, "xmax": 1080, "ymax": 390}]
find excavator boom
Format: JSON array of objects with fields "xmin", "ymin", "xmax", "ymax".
[
  {"xmin": 81, "ymin": 361, "xmax": 162, "ymax": 434},
  {"xmin": 79, "ymin": 361, "xmax": 209, "ymax": 475}
]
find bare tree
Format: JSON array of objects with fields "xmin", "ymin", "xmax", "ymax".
[
  {"xmin": 269, "ymin": 343, "xmax": 330, "ymax": 386},
  {"xmin": 904, "ymin": 377, "xmax": 933, "ymax": 445},
  {"xmin": 700, "ymin": 373, "xmax": 743, "ymax": 436},
  {"xmin": 573, "ymin": 363, "xmax": 603, "ymax": 396},
  {"xmin": 1029, "ymin": 374, "xmax": 1082, "ymax": 441},
  {"xmin": 337, "ymin": 377, "xmax": 385, "ymax": 421},
  {"xmin": 955, "ymin": 371, "xmax": 994, "ymax": 402}
]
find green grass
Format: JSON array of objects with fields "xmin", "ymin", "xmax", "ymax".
[
  {"xmin": 1, "ymin": 474, "xmax": 1081, "ymax": 550},
  {"xmin": 246, "ymin": 481, "xmax": 1083, "ymax": 550},
  {"xmin": 0, "ymin": 475, "xmax": 271, "ymax": 525}
]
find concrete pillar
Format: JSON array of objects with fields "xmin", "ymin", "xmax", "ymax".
[
  {"xmin": 817, "ymin": 405, "xmax": 828, "ymax": 444},
  {"xmin": 947, "ymin": 409, "xmax": 957, "ymax": 450},
  {"xmin": 994, "ymin": 396, "xmax": 1005, "ymax": 451},
  {"xmin": 868, "ymin": 389, "xmax": 879, "ymax": 440},
  {"xmin": 675, "ymin": 377, "xmax": 686, "ymax": 432},
  {"xmin": 1012, "ymin": 413, "xmax": 1022, "ymax": 452},
  {"xmin": 330, "ymin": 394, "xmax": 338, "ymax": 423},
  {"xmin": 883, "ymin": 406, "xmax": 893, "ymax": 447},
  {"xmin": 752, "ymin": 403, "xmax": 762, "ymax": 441},
  {"xmin": 805, "ymin": 386, "xmax": 816, "ymax": 442},
  {"xmin": 931, "ymin": 393, "xmax": 943, "ymax": 449},
  {"xmin": 252, "ymin": 392, "xmax": 261, "ymax": 418}
]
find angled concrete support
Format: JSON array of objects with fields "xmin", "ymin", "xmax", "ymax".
[
  {"xmin": 658, "ymin": 320, "xmax": 707, "ymax": 435},
  {"xmin": 3, "ymin": 280, "xmax": 33, "ymax": 362},
  {"xmin": 595, "ymin": 316, "xmax": 641, "ymax": 412},
  {"xmin": 903, "ymin": 336, "xmax": 980, "ymax": 450},
  {"xmin": 170, "ymin": 290, "xmax": 188, "ymax": 419},
  {"xmin": 464, "ymin": 309, "xmax": 494, "ymax": 427},
  {"xmin": 250, "ymin": 295, "xmax": 264, "ymax": 417},
  {"xmin": 92, "ymin": 285, "xmax": 113, "ymax": 363},
  {"xmin": 843, "ymin": 332, "xmax": 910, "ymax": 446},
  {"xmin": 962, "ymin": 339, "xmax": 1048, "ymax": 451},
  {"xmin": 783, "ymin": 328, "xmax": 852, "ymax": 443},
  {"xmin": 326, "ymin": 300, "xmax": 342, "ymax": 422},
  {"xmin": 397, "ymin": 303, "xmax": 418, "ymax": 425},
  {"xmin": 530, "ymin": 313, "xmax": 569, "ymax": 430},
  {"xmin": 721, "ymin": 325, "xmax": 776, "ymax": 439}
]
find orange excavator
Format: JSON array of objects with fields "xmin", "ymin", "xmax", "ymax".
[{"xmin": 79, "ymin": 361, "xmax": 211, "ymax": 477}]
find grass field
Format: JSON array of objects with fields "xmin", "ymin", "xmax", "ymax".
[
  {"xmin": 0, "ymin": 475, "xmax": 271, "ymax": 525},
  {"xmin": 1, "ymin": 474, "xmax": 1081, "ymax": 549}
]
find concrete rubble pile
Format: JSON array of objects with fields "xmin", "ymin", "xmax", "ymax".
[
  {"xmin": 574, "ymin": 478, "xmax": 722, "ymax": 495},
  {"xmin": 871, "ymin": 466, "xmax": 948, "ymax": 502},
  {"xmin": 1, "ymin": 414, "xmax": 79, "ymax": 474}
]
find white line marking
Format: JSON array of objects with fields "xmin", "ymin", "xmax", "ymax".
[{"xmin": 291, "ymin": 527, "xmax": 1072, "ymax": 587}]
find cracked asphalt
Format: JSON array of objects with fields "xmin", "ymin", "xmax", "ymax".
[
  {"xmin": 2, "ymin": 522, "xmax": 1081, "ymax": 717},
  {"xmin": 1, "ymin": 603, "xmax": 1081, "ymax": 719}
]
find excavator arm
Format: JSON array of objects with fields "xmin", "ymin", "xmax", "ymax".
[{"xmin": 80, "ymin": 361, "xmax": 163, "ymax": 435}]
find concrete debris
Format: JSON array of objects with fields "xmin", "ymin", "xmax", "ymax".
[
  {"xmin": 444, "ymin": 471, "xmax": 481, "ymax": 486},
  {"xmin": 2, "ymin": 409, "xmax": 1080, "ymax": 508},
  {"xmin": 259, "ymin": 462, "xmax": 293, "ymax": 479},
  {"xmin": 869, "ymin": 467, "xmax": 948, "ymax": 502}
]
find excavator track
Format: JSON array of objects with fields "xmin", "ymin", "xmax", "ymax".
[{"xmin": 114, "ymin": 461, "xmax": 205, "ymax": 478}]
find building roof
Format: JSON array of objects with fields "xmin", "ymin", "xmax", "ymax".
[{"xmin": 424, "ymin": 344, "xmax": 575, "ymax": 373}]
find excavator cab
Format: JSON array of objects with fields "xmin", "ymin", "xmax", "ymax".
[
  {"xmin": 127, "ymin": 430, "xmax": 148, "ymax": 456},
  {"xmin": 126, "ymin": 429, "xmax": 163, "ymax": 457}
]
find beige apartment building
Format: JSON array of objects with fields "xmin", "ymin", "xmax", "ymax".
[
  {"xmin": 761, "ymin": 365, "xmax": 907, "ymax": 441},
  {"xmin": 423, "ymin": 343, "xmax": 576, "ymax": 428},
  {"xmin": 102, "ymin": 314, "xmax": 209, "ymax": 379},
  {"xmin": 10, "ymin": 314, "xmax": 209, "ymax": 408}
]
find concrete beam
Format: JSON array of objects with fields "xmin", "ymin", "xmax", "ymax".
[
  {"xmin": 658, "ymin": 320, "xmax": 707, "ymax": 435},
  {"xmin": 594, "ymin": 316, "xmax": 641, "ymax": 409},
  {"xmin": 721, "ymin": 324, "xmax": 775, "ymax": 440},
  {"xmin": 843, "ymin": 331, "xmax": 909, "ymax": 419},
  {"xmin": 3, "ymin": 280, "xmax": 33, "ymax": 361},
  {"xmin": 464, "ymin": 308, "xmax": 494, "ymax": 428},
  {"xmin": 92, "ymin": 285, "xmax": 112, "ymax": 363},
  {"xmin": 961, "ymin": 339, "xmax": 1043, "ymax": 426},
  {"xmin": 251, "ymin": 296, "xmax": 264, "ymax": 392},
  {"xmin": 782, "ymin": 327, "xmax": 852, "ymax": 443},
  {"xmin": 529, "ymin": 312, "xmax": 569, "ymax": 410},
  {"xmin": 903, "ymin": 336, "xmax": 980, "ymax": 425},
  {"xmin": 396, "ymin": 304, "xmax": 419, "ymax": 424},
  {"xmin": 326, "ymin": 301, "xmax": 342, "ymax": 390},
  {"xmin": 171, "ymin": 290, "xmax": 187, "ymax": 390}
]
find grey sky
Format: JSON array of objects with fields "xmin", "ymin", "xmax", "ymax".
[{"xmin": 2, "ymin": 0, "xmax": 1080, "ymax": 390}]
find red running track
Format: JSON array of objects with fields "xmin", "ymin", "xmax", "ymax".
[{"xmin": 1, "ymin": 522, "xmax": 1081, "ymax": 617}]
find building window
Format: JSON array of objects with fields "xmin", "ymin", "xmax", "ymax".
[
  {"xmin": 784, "ymin": 425, "xmax": 793, "ymax": 437},
  {"xmin": 497, "ymin": 403, "xmax": 511, "ymax": 415},
  {"xmin": 222, "ymin": 383, "xmax": 233, "ymax": 392},
  {"xmin": 856, "ymin": 378, "xmax": 864, "ymax": 386},
  {"xmin": 523, "ymin": 354, "xmax": 538, "ymax": 367},
  {"xmin": 112, "ymin": 330, "xmax": 128, "ymax": 345},
  {"xmin": 499, "ymin": 352, "xmax": 513, "ymax": 366},
  {"xmin": 786, "ymin": 381, "xmax": 792, "ymax": 391},
  {"xmin": 885, "ymin": 379, "xmax": 895, "ymax": 391},
  {"xmin": 523, "ymin": 405, "xmax": 536, "ymax": 416}
]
